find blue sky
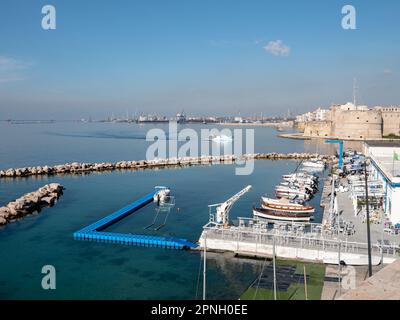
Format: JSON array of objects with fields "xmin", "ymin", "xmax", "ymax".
[{"xmin": 0, "ymin": 0, "xmax": 399, "ymax": 119}]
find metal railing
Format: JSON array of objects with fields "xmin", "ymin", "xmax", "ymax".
[{"xmin": 203, "ymin": 218, "xmax": 399, "ymax": 258}]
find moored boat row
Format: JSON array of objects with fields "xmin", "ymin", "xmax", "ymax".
[{"xmin": 253, "ymin": 168, "xmax": 321, "ymax": 223}]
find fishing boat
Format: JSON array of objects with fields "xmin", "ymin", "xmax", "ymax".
[
  {"xmin": 261, "ymin": 197, "xmax": 315, "ymax": 213},
  {"xmin": 253, "ymin": 206, "xmax": 313, "ymax": 222}
]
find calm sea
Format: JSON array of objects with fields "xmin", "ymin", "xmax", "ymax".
[{"xmin": 0, "ymin": 122, "xmax": 334, "ymax": 299}]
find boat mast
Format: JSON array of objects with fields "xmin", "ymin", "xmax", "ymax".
[
  {"xmin": 273, "ymin": 234, "xmax": 277, "ymax": 300},
  {"xmin": 303, "ymin": 265, "xmax": 308, "ymax": 300},
  {"xmin": 329, "ymin": 175, "xmax": 336, "ymax": 229},
  {"xmin": 203, "ymin": 232, "xmax": 207, "ymax": 300},
  {"xmin": 364, "ymin": 160, "xmax": 373, "ymax": 277}
]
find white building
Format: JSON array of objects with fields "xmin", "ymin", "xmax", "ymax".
[
  {"xmin": 364, "ymin": 142, "xmax": 400, "ymax": 226},
  {"xmin": 314, "ymin": 108, "xmax": 329, "ymax": 121}
]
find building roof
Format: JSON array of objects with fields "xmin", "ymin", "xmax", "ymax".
[
  {"xmin": 365, "ymin": 141, "xmax": 400, "ymax": 148},
  {"xmin": 365, "ymin": 142, "xmax": 400, "ymax": 184}
]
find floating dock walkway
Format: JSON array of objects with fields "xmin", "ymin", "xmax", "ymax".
[{"xmin": 73, "ymin": 189, "xmax": 198, "ymax": 250}]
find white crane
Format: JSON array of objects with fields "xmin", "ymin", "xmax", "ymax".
[{"xmin": 209, "ymin": 185, "xmax": 252, "ymax": 227}]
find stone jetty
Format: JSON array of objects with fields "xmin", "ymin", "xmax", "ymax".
[
  {"xmin": 0, "ymin": 183, "xmax": 64, "ymax": 226},
  {"xmin": 0, "ymin": 153, "xmax": 336, "ymax": 179}
]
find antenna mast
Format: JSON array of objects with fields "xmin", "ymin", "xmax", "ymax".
[{"xmin": 353, "ymin": 78, "xmax": 358, "ymax": 108}]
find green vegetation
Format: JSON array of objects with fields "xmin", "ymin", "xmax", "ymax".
[
  {"xmin": 240, "ymin": 260, "xmax": 326, "ymax": 300},
  {"xmin": 383, "ymin": 134, "xmax": 400, "ymax": 139}
]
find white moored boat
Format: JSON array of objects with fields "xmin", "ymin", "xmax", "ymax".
[
  {"xmin": 275, "ymin": 186, "xmax": 311, "ymax": 199},
  {"xmin": 283, "ymin": 173, "xmax": 318, "ymax": 181},
  {"xmin": 153, "ymin": 186, "xmax": 171, "ymax": 203},
  {"xmin": 262, "ymin": 196, "xmax": 304, "ymax": 206},
  {"xmin": 302, "ymin": 160, "xmax": 325, "ymax": 169},
  {"xmin": 210, "ymin": 134, "xmax": 232, "ymax": 143}
]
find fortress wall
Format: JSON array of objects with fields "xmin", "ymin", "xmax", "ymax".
[
  {"xmin": 331, "ymin": 108, "xmax": 382, "ymax": 139},
  {"xmin": 381, "ymin": 108, "xmax": 400, "ymax": 136},
  {"xmin": 303, "ymin": 121, "xmax": 332, "ymax": 137}
]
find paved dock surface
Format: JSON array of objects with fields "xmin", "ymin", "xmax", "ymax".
[
  {"xmin": 321, "ymin": 177, "xmax": 399, "ymax": 246},
  {"xmin": 337, "ymin": 260, "xmax": 400, "ymax": 300},
  {"xmin": 321, "ymin": 264, "xmax": 384, "ymax": 300}
]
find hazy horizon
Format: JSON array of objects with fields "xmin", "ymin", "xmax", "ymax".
[{"xmin": 1, "ymin": 0, "xmax": 399, "ymax": 119}]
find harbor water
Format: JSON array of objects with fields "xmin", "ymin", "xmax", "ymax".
[{"xmin": 0, "ymin": 122, "xmax": 332, "ymax": 299}]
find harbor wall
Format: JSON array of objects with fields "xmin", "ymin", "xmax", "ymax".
[
  {"xmin": 330, "ymin": 107, "xmax": 382, "ymax": 140},
  {"xmin": 0, "ymin": 153, "xmax": 335, "ymax": 178},
  {"xmin": 381, "ymin": 107, "xmax": 400, "ymax": 136},
  {"xmin": 199, "ymin": 233, "xmax": 397, "ymax": 266},
  {"xmin": 299, "ymin": 105, "xmax": 400, "ymax": 140},
  {"xmin": 303, "ymin": 121, "xmax": 331, "ymax": 138}
]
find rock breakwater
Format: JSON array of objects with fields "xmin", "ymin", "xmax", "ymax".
[
  {"xmin": 0, "ymin": 153, "xmax": 335, "ymax": 178},
  {"xmin": 0, "ymin": 183, "xmax": 64, "ymax": 226}
]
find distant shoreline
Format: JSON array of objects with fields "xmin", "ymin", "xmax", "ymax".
[
  {"xmin": 217, "ymin": 122, "xmax": 294, "ymax": 127},
  {"xmin": 279, "ymin": 132, "xmax": 400, "ymax": 142}
]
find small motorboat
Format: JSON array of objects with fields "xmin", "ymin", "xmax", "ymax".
[
  {"xmin": 275, "ymin": 186, "xmax": 311, "ymax": 198},
  {"xmin": 262, "ymin": 196, "xmax": 305, "ymax": 206},
  {"xmin": 302, "ymin": 160, "xmax": 325, "ymax": 169},
  {"xmin": 153, "ymin": 187, "xmax": 171, "ymax": 203},
  {"xmin": 253, "ymin": 206, "xmax": 313, "ymax": 222},
  {"xmin": 210, "ymin": 134, "xmax": 232, "ymax": 143},
  {"xmin": 283, "ymin": 172, "xmax": 318, "ymax": 181}
]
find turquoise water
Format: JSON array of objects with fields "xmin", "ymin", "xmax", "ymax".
[{"xmin": 0, "ymin": 122, "xmax": 332, "ymax": 299}]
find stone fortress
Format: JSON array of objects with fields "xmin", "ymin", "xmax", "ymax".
[{"xmin": 296, "ymin": 103, "xmax": 400, "ymax": 140}]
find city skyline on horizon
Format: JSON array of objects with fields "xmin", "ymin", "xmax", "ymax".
[{"xmin": 1, "ymin": 0, "xmax": 399, "ymax": 119}]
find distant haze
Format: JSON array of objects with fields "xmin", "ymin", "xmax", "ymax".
[{"xmin": 0, "ymin": 0, "xmax": 399, "ymax": 119}]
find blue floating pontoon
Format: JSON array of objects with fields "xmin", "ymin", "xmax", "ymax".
[{"xmin": 73, "ymin": 189, "xmax": 198, "ymax": 250}]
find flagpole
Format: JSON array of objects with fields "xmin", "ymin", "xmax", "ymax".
[{"xmin": 393, "ymin": 151, "xmax": 395, "ymax": 176}]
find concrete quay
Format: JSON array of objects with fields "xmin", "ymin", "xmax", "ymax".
[{"xmin": 320, "ymin": 176, "xmax": 400, "ymax": 247}]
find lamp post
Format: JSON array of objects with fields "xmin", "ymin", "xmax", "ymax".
[{"xmin": 364, "ymin": 159, "xmax": 373, "ymax": 277}]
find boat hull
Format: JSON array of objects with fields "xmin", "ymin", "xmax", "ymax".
[
  {"xmin": 261, "ymin": 202, "xmax": 315, "ymax": 213},
  {"xmin": 253, "ymin": 207, "xmax": 312, "ymax": 222}
]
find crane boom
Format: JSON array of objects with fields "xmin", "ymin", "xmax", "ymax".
[{"xmin": 209, "ymin": 185, "xmax": 252, "ymax": 227}]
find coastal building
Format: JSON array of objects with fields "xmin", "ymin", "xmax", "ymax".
[
  {"xmin": 315, "ymin": 108, "xmax": 330, "ymax": 121},
  {"xmin": 297, "ymin": 103, "xmax": 400, "ymax": 140},
  {"xmin": 364, "ymin": 142, "xmax": 400, "ymax": 225}
]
